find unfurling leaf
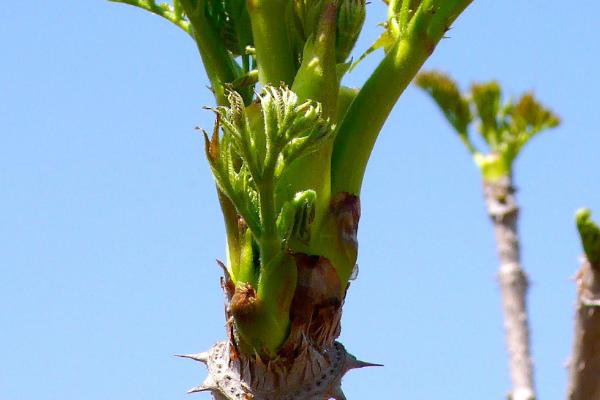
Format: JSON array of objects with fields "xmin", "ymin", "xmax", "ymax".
[
  {"xmin": 416, "ymin": 70, "xmax": 560, "ymax": 180},
  {"xmin": 508, "ymin": 93, "xmax": 561, "ymax": 136},
  {"xmin": 205, "ymin": 86, "xmax": 333, "ymax": 248},
  {"xmin": 470, "ymin": 81, "xmax": 501, "ymax": 145},
  {"xmin": 415, "ymin": 71, "xmax": 471, "ymax": 135},
  {"xmin": 335, "ymin": 0, "xmax": 366, "ymax": 63}
]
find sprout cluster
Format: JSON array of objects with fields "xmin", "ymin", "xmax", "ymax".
[
  {"xmin": 205, "ymin": 86, "xmax": 334, "ymax": 270},
  {"xmin": 416, "ymin": 71, "xmax": 560, "ymax": 180}
]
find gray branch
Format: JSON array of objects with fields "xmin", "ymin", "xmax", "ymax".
[
  {"xmin": 483, "ymin": 176, "xmax": 536, "ymax": 400},
  {"xmin": 567, "ymin": 257, "xmax": 600, "ymax": 400}
]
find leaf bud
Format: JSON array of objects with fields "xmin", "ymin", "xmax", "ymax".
[{"xmin": 335, "ymin": 0, "xmax": 365, "ymax": 62}]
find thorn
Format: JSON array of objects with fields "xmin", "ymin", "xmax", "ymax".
[
  {"xmin": 329, "ymin": 386, "xmax": 347, "ymax": 400},
  {"xmin": 345, "ymin": 356, "xmax": 383, "ymax": 370},
  {"xmin": 216, "ymin": 259, "xmax": 228, "ymax": 274},
  {"xmin": 187, "ymin": 385, "xmax": 210, "ymax": 394},
  {"xmin": 187, "ymin": 377, "xmax": 217, "ymax": 394},
  {"xmin": 176, "ymin": 352, "xmax": 209, "ymax": 364}
]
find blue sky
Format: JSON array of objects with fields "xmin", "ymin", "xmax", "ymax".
[{"xmin": 1, "ymin": 1, "xmax": 599, "ymax": 399}]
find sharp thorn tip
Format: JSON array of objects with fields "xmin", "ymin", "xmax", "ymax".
[{"xmin": 176, "ymin": 352, "xmax": 209, "ymax": 363}]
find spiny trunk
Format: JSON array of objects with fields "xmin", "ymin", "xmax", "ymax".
[
  {"xmin": 179, "ymin": 194, "xmax": 379, "ymax": 399},
  {"xmin": 178, "ymin": 268, "xmax": 376, "ymax": 400},
  {"xmin": 483, "ymin": 176, "xmax": 536, "ymax": 400},
  {"xmin": 567, "ymin": 257, "xmax": 600, "ymax": 400},
  {"xmin": 180, "ymin": 338, "xmax": 374, "ymax": 399}
]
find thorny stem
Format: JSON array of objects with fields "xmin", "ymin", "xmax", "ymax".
[
  {"xmin": 567, "ymin": 258, "xmax": 600, "ymax": 400},
  {"xmin": 483, "ymin": 176, "xmax": 535, "ymax": 400}
]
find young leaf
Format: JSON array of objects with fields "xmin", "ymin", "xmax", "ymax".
[
  {"xmin": 576, "ymin": 209, "xmax": 600, "ymax": 266},
  {"xmin": 415, "ymin": 71, "xmax": 472, "ymax": 136}
]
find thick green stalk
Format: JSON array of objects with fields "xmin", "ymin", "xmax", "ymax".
[
  {"xmin": 218, "ymin": 189, "xmax": 242, "ymax": 277},
  {"xmin": 255, "ymin": 253, "xmax": 297, "ymax": 355},
  {"xmin": 331, "ymin": 0, "xmax": 473, "ymax": 195},
  {"xmin": 247, "ymin": 0, "xmax": 296, "ymax": 86}
]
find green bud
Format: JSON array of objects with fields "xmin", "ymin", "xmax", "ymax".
[
  {"xmin": 576, "ymin": 209, "xmax": 600, "ymax": 266},
  {"xmin": 205, "ymin": 86, "xmax": 333, "ymax": 246},
  {"xmin": 277, "ymin": 190, "xmax": 317, "ymax": 244},
  {"xmin": 335, "ymin": 0, "xmax": 366, "ymax": 63},
  {"xmin": 287, "ymin": 0, "xmax": 327, "ymax": 62}
]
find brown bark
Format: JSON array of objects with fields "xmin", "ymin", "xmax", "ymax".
[
  {"xmin": 178, "ymin": 194, "xmax": 379, "ymax": 399},
  {"xmin": 483, "ymin": 176, "xmax": 536, "ymax": 400},
  {"xmin": 567, "ymin": 258, "xmax": 600, "ymax": 400},
  {"xmin": 178, "ymin": 260, "xmax": 377, "ymax": 400}
]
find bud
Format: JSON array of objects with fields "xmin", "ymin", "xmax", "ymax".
[
  {"xmin": 287, "ymin": 0, "xmax": 328, "ymax": 62},
  {"xmin": 335, "ymin": 0, "xmax": 366, "ymax": 63},
  {"xmin": 576, "ymin": 209, "xmax": 600, "ymax": 266}
]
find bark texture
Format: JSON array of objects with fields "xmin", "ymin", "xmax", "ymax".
[
  {"xmin": 567, "ymin": 258, "xmax": 600, "ymax": 400},
  {"xmin": 483, "ymin": 176, "xmax": 535, "ymax": 400},
  {"xmin": 179, "ymin": 340, "xmax": 374, "ymax": 399}
]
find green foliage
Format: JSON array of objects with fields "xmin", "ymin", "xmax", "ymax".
[
  {"xmin": 205, "ymin": 86, "xmax": 333, "ymax": 271},
  {"xmin": 414, "ymin": 71, "xmax": 471, "ymax": 136},
  {"xmin": 416, "ymin": 70, "xmax": 560, "ymax": 181},
  {"xmin": 112, "ymin": 0, "xmax": 475, "ymax": 356},
  {"xmin": 576, "ymin": 209, "xmax": 600, "ymax": 266}
]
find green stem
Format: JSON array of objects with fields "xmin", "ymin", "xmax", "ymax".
[
  {"xmin": 109, "ymin": 0, "xmax": 193, "ymax": 35},
  {"xmin": 218, "ymin": 188, "xmax": 241, "ymax": 278},
  {"xmin": 331, "ymin": 0, "xmax": 473, "ymax": 195},
  {"xmin": 247, "ymin": 0, "xmax": 296, "ymax": 86},
  {"xmin": 179, "ymin": 0, "xmax": 238, "ymax": 105},
  {"xmin": 256, "ymin": 174, "xmax": 280, "ymax": 267}
]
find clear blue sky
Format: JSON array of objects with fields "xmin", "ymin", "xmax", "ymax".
[{"xmin": 1, "ymin": 2, "xmax": 599, "ymax": 399}]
